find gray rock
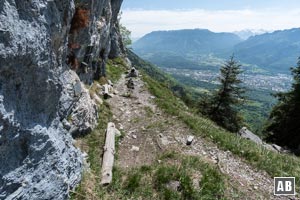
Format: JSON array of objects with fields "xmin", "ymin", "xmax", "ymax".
[
  {"xmin": 272, "ymin": 144, "xmax": 283, "ymax": 152},
  {"xmin": 126, "ymin": 67, "xmax": 139, "ymax": 78},
  {"xmin": 186, "ymin": 135, "xmax": 195, "ymax": 146},
  {"xmin": 126, "ymin": 78, "xmax": 135, "ymax": 89},
  {"xmin": 62, "ymin": 119, "xmax": 72, "ymax": 130},
  {"xmin": 132, "ymin": 135, "xmax": 137, "ymax": 139},
  {"xmin": 73, "ymin": 81, "xmax": 82, "ymax": 97},
  {"xmin": 263, "ymin": 143, "xmax": 278, "ymax": 152},
  {"xmin": 166, "ymin": 181, "xmax": 181, "ymax": 192},
  {"xmin": 131, "ymin": 146, "xmax": 140, "ymax": 152},
  {"xmin": 108, "ymin": 80, "xmax": 114, "ymax": 87},
  {"xmin": 67, "ymin": 0, "xmax": 125, "ymax": 83},
  {"xmin": 237, "ymin": 130, "xmax": 285, "ymax": 153},
  {"xmin": 238, "ymin": 127, "xmax": 263, "ymax": 145},
  {"xmin": 0, "ymin": 0, "xmax": 123, "ymax": 199}
]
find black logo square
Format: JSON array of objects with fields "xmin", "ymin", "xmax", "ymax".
[{"xmin": 274, "ymin": 177, "xmax": 295, "ymax": 195}]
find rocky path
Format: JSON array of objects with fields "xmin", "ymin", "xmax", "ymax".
[{"xmin": 108, "ymin": 75, "xmax": 290, "ymax": 200}]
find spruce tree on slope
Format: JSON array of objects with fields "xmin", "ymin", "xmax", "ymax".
[
  {"xmin": 265, "ymin": 57, "xmax": 300, "ymax": 151},
  {"xmin": 205, "ymin": 56, "xmax": 245, "ymax": 132}
]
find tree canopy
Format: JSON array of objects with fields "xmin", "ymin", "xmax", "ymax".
[
  {"xmin": 265, "ymin": 57, "xmax": 300, "ymax": 152},
  {"xmin": 200, "ymin": 56, "xmax": 245, "ymax": 132},
  {"xmin": 118, "ymin": 12, "xmax": 132, "ymax": 46}
]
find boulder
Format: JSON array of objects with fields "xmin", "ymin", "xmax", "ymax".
[
  {"xmin": 238, "ymin": 127, "xmax": 263, "ymax": 145},
  {"xmin": 126, "ymin": 67, "xmax": 139, "ymax": 78},
  {"xmin": 263, "ymin": 143, "xmax": 278, "ymax": 152},
  {"xmin": 272, "ymin": 144, "xmax": 283, "ymax": 152}
]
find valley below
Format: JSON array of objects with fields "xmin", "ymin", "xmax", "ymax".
[
  {"xmin": 163, "ymin": 67, "xmax": 292, "ymax": 92},
  {"xmin": 132, "ymin": 28, "xmax": 300, "ymax": 135},
  {"xmin": 161, "ymin": 65, "xmax": 293, "ymax": 134},
  {"xmin": 1, "ymin": 0, "xmax": 300, "ymax": 199}
]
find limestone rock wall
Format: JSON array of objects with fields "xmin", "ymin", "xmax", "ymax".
[
  {"xmin": 67, "ymin": 0, "xmax": 124, "ymax": 83},
  {"xmin": 0, "ymin": 0, "xmax": 123, "ymax": 199}
]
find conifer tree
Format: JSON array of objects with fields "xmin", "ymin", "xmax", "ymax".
[
  {"xmin": 202, "ymin": 56, "xmax": 245, "ymax": 132},
  {"xmin": 265, "ymin": 57, "xmax": 300, "ymax": 151}
]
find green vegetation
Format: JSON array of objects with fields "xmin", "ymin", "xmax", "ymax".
[
  {"xmin": 72, "ymin": 55, "xmax": 300, "ymax": 199},
  {"xmin": 132, "ymin": 28, "xmax": 300, "ymax": 135},
  {"xmin": 120, "ymin": 24, "xmax": 132, "ymax": 47},
  {"xmin": 171, "ymin": 72, "xmax": 277, "ymax": 136},
  {"xmin": 127, "ymin": 50, "xmax": 196, "ymax": 106},
  {"xmin": 73, "ymin": 148, "xmax": 239, "ymax": 199},
  {"xmin": 71, "ymin": 102, "xmax": 112, "ymax": 200},
  {"xmin": 72, "ymin": 56, "xmax": 242, "ymax": 199},
  {"xmin": 118, "ymin": 13, "xmax": 132, "ymax": 46},
  {"xmin": 265, "ymin": 57, "xmax": 300, "ymax": 153},
  {"xmin": 154, "ymin": 154, "xmax": 231, "ymax": 199},
  {"xmin": 240, "ymin": 89, "xmax": 276, "ymax": 136},
  {"xmin": 199, "ymin": 56, "xmax": 245, "ymax": 132},
  {"xmin": 132, "ymin": 29, "xmax": 241, "ymax": 64},
  {"xmin": 143, "ymin": 106, "xmax": 154, "ymax": 117},
  {"xmin": 71, "ymin": 99, "xmax": 238, "ymax": 200},
  {"xmin": 109, "ymin": 152, "xmax": 239, "ymax": 200},
  {"xmin": 106, "ymin": 57, "xmax": 128, "ymax": 82},
  {"xmin": 133, "ymin": 28, "xmax": 300, "ymax": 74},
  {"xmin": 137, "ymin": 62, "xmax": 300, "ymax": 187},
  {"xmin": 71, "ymin": 57, "xmax": 127, "ymax": 199}
]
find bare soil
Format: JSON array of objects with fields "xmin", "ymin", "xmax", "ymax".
[{"xmin": 108, "ymin": 74, "xmax": 291, "ymax": 200}]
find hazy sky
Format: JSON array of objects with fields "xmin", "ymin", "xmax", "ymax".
[{"xmin": 121, "ymin": 0, "xmax": 300, "ymax": 38}]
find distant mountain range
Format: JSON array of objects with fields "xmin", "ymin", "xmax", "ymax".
[
  {"xmin": 132, "ymin": 28, "xmax": 300, "ymax": 73},
  {"xmin": 233, "ymin": 29, "xmax": 269, "ymax": 40},
  {"xmin": 133, "ymin": 29, "xmax": 242, "ymax": 55},
  {"xmin": 233, "ymin": 28, "xmax": 300, "ymax": 72}
]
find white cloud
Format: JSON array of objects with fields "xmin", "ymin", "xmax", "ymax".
[{"xmin": 121, "ymin": 9, "xmax": 300, "ymax": 38}]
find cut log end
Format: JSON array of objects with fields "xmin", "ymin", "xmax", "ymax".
[{"xmin": 101, "ymin": 171, "xmax": 112, "ymax": 186}]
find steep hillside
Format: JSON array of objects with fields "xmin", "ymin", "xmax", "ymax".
[
  {"xmin": 234, "ymin": 28, "xmax": 300, "ymax": 73},
  {"xmin": 0, "ymin": 0, "xmax": 123, "ymax": 199},
  {"xmin": 72, "ymin": 54, "xmax": 300, "ymax": 200},
  {"xmin": 1, "ymin": 1, "xmax": 300, "ymax": 199},
  {"xmin": 133, "ymin": 28, "xmax": 300, "ymax": 73},
  {"xmin": 133, "ymin": 29, "xmax": 242, "ymax": 55},
  {"xmin": 131, "ymin": 28, "xmax": 298, "ymax": 134}
]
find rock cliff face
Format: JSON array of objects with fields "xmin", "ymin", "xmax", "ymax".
[{"xmin": 0, "ymin": 0, "xmax": 123, "ymax": 199}]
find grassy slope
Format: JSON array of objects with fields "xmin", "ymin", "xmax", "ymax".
[
  {"xmin": 128, "ymin": 50, "xmax": 300, "ymax": 184},
  {"xmin": 71, "ymin": 57, "xmax": 241, "ymax": 199},
  {"xmin": 72, "ymin": 54, "xmax": 300, "ymax": 199},
  {"xmin": 170, "ymin": 72, "xmax": 277, "ymax": 136}
]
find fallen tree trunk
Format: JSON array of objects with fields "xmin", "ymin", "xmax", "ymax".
[{"xmin": 101, "ymin": 122, "xmax": 118, "ymax": 185}]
